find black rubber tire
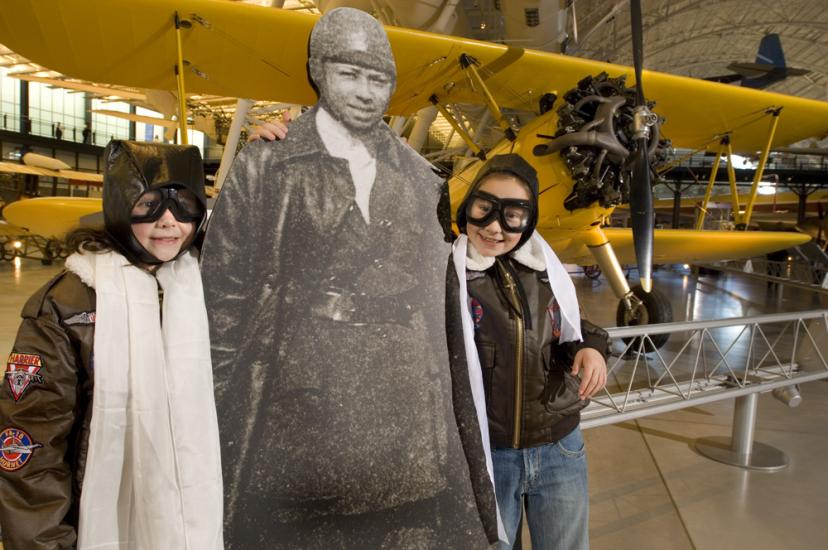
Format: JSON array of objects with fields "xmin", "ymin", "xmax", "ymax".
[
  {"xmin": 41, "ymin": 239, "xmax": 60, "ymax": 265},
  {"xmin": 583, "ymin": 264, "xmax": 602, "ymax": 280},
  {"xmin": 616, "ymin": 285, "xmax": 673, "ymax": 351}
]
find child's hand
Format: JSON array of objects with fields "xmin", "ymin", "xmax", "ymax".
[
  {"xmin": 248, "ymin": 110, "xmax": 292, "ymax": 142},
  {"xmin": 571, "ymin": 348, "xmax": 607, "ymax": 399}
]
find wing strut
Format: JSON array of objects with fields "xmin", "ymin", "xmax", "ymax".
[
  {"xmin": 725, "ymin": 139, "xmax": 741, "ymax": 216},
  {"xmin": 695, "ymin": 137, "xmax": 727, "ymax": 230},
  {"xmin": 458, "ymin": 54, "xmax": 517, "ymax": 142},
  {"xmin": 741, "ymin": 108, "xmax": 782, "ymax": 228},
  {"xmin": 428, "ymin": 95, "xmax": 486, "ymax": 160},
  {"xmin": 174, "ymin": 12, "xmax": 189, "ymax": 145}
]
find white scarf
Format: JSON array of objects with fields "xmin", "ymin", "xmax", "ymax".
[
  {"xmin": 65, "ymin": 250, "xmax": 223, "ymax": 550},
  {"xmin": 452, "ymin": 232, "xmax": 582, "ymax": 546}
]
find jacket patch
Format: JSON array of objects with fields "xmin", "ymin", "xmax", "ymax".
[
  {"xmin": 470, "ymin": 297, "xmax": 484, "ymax": 330},
  {"xmin": 547, "ymin": 299, "xmax": 562, "ymax": 340},
  {"xmin": 64, "ymin": 311, "xmax": 96, "ymax": 326},
  {"xmin": 5, "ymin": 353, "xmax": 44, "ymax": 402},
  {"xmin": 0, "ymin": 427, "xmax": 42, "ymax": 471}
]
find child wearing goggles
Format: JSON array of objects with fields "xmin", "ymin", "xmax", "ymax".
[
  {"xmin": 453, "ymin": 153, "xmax": 609, "ymax": 550},
  {"xmin": 0, "ymin": 141, "xmax": 222, "ymax": 549}
]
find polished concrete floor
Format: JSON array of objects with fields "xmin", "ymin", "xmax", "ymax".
[{"xmin": 1, "ymin": 259, "xmax": 827, "ymax": 549}]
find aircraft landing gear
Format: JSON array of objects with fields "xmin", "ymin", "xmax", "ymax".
[
  {"xmin": 616, "ymin": 285, "xmax": 672, "ymax": 351},
  {"xmin": 586, "ymin": 232, "xmax": 673, "ymax": 350}
]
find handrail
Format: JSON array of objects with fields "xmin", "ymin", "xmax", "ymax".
[
  {"xmin": 581, "ymin": 309, "xmax": 828, "ymax": 429},
  {"xmin": 607, "ymin": 309, "xmax": 827, "ymax": 337}
]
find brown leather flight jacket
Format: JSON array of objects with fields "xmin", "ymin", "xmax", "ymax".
[
  {"xmin": 467, "ymin": 256, "xmax": 610, "ymax": 449},
  {"xmin": 0, "ymin": 271, "xmax": 95, "ymax": 549}
]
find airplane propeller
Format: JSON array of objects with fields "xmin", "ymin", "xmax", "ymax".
[{"xmin": 629, "ymin": 0, "xmax": 656, "ymax": 293}]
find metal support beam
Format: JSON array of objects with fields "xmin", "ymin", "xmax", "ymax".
[
  {"xmin": 174, "ymin": 12, "xmax": 189, "ymax": 145},
  {"xmin": 581, "ymin": 309, "xmax": 828, "ymax": 433},
  {"xmin": 215, "ymin": 98, "xmax": 253, "ymax": 191},
  {"xmin": 407, "ymin": 106, "xmax": 438, "ymax": 153},
  {"xmin": 459, "ymin": 54, "xmax": 516, "ymax": 141},
  {"xmin": 128, "ymin": 104, "xmax": 136, "ymax": 141},
  {"xmin": 19, "ymin": 78, "xmax": 29, "ymax": 134},
  {"xmin": 695, "ymin": 392, "xmax": 789, "ymax": 471},
  {"xmin": 742, "ymin": 108, "xmax": 782, "ymax": 228},
  {"xmin": 586, "ymin": 227, "xmax": 632, "ymax": 301},
  {"xmin": 429, "ymin": 95, "xmax": 485, "ymax": 159},
  {"xmin": 725, "ymin": 140, "xmax": 741, "ymax": 222},
  {"xmin": 695, "ymin": 139, "xmax": 725, "ymax": 230},
  {"xmin": 671, "ymin": 186, "xmax": 682, "ymax": 229}
]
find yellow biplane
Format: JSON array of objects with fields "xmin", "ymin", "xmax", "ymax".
[{"xmin": 1, "ymin": 0, "xmax": 824, "ymax": 334}]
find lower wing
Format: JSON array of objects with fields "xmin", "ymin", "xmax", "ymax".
[{"xmin": 539, "ymin": 227, "xmax": 811, "ymax": 266}]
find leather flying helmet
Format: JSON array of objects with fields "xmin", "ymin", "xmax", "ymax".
[
  {"xmin": 308, "ymin": 7, "xmax": 396, "ymax": 88},
  {"xmin": 103, "ymin": 140, "xmax": 206, "ymax": 266},
  {"xmin": 456, "ymin": 153, "xmax": 540, "ymax": 251}
]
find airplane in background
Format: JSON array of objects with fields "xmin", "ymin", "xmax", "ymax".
[
  {"xmin": 705, "ymin": 33, "xmax": 811, "ymax": 90},
  {"xmin": 647, "ymin": 189, "xmax": 828, "ymax": 240},
  {"xmin": 1, "ymin": 0, "xmax": 824, "ymax": 345},
  {"xmin": 0, "ymin": 152, "xmax": 102, "ymax": 186},
  {"xmin": 0, "ymin": 153, "xmax": 101, "ymax": 263}
]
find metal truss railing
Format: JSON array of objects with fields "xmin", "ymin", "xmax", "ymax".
[
  {"xmin": 581, "ymin": 310, "xmax": 828, "ymax": 430},
  {"xmin": 708, "ymin": 257, "xmax": 828, "ymax": 290}
]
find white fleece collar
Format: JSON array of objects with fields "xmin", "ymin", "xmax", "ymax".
[
  {"xmin": 66, "ymin": 250, "xmax": 131, "ymax": 288},
  {"xmin": 465, "ymin": 236, "xmax": 547, "ymax": 272}
]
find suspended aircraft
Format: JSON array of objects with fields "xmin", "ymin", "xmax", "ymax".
[
  {"xmin": 705, "ymin": 33, "xmax": 811, "ymax": 90},
  {"xmin": 0, "ymin": 152, "xmax": 102, "ymax": 186},
  {"xmin": 0, "ymin": 0, "xmax": 823, "ymax": 344}
]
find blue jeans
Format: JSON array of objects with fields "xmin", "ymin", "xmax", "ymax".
[{"xmin": 492, "ymin": 427, "xmax": 589, "ymax": 550}]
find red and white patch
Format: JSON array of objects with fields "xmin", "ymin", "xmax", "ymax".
[
  {"xmin": 5, "ymin": 353, "xmax": 44, "ymax": 402},
  {"xmin": 0, "ymin": 427, "xmax": 42, "ymax": 471}
]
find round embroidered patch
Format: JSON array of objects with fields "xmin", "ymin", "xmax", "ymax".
[
  {"xmin": 0, "ymin": 427, "xmax": 42, "ymax": 472},
  {"xmin": 470, "ymin": 297, "xmax": 484, "ymax": 329}
]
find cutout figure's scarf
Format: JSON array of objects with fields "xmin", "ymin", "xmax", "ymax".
[
  {"xmin": 452, "ymin": 232, "xmax": 582, "ymax": 545},
  {"xmin": 66, "ymin": 250, "xmax": 222, "ymax": 549}
]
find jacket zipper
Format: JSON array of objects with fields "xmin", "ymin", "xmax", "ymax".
[
  {"xmin": 499, "ymin": 260, "xmax": 525, "ymax": 448},
  {"xmin": 157, "ymin": 279, "xmax": 165, "ymax": 326}
]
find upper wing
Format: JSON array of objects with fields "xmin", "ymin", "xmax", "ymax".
[
  {"xmin": 0, "ymin": 161, "xmax": 103, "ymax": 184},
  {"xmin": 539, "ymin": 227, "xmax": 811, "ymax": 266},
  {"xmin": 2, "ymin": 0, "xmax": 828, "ymax": 154}
]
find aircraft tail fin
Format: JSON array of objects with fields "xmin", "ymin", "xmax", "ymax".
[{"xmin": 756, "ymin": 33, "xmax": 785, "ymax": 68}]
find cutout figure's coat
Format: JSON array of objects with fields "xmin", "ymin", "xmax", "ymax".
[
  {"xmin": 202, "ymin": 45, "xmax": 494, "ymax": 545},
  {"xmin": 202, "ymin": 10, "xmax": 496, "ymax": 546}
]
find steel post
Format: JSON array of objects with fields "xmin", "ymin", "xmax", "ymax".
[{"xmin": 694, "ymin": 392, "xmax": 789, "ymax": 471}]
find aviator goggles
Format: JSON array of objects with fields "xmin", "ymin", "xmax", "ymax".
[
  {"xmin": 464, "ymin": 190, "xmax": 533, "ymax": 233},
  {"xmin": 130, "ymin": 187, "xmax": 204, "ymax": 224}
]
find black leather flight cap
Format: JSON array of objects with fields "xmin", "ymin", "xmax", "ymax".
[
  {"xmin": 456, "ymin": 153, "xmax": 540, "ymax": 251},
  {"xmin": 103, "ymin": 140, "xmax": 206, "ymax": 266}
]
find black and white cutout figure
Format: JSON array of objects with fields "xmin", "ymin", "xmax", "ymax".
[{"xmin": 201, "ymin": 8, "xmax": 495, "ymax": 549}]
